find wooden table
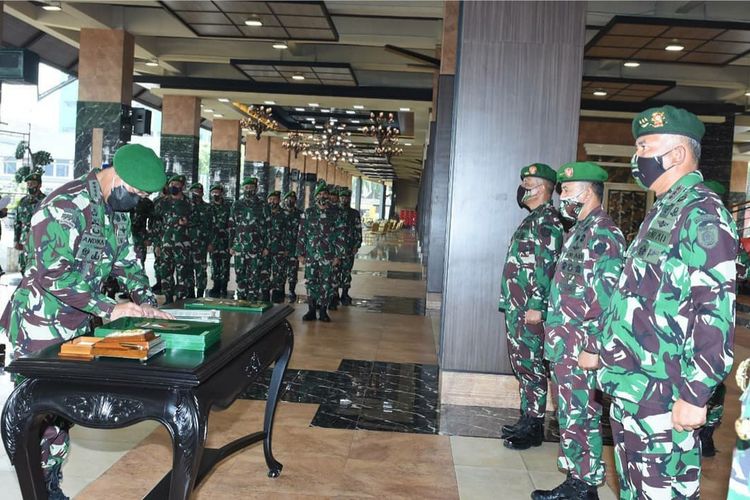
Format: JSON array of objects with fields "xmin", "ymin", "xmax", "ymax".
[{"xmin": 1, "ymin": 304, "xmax": 294, "ymax": 499}]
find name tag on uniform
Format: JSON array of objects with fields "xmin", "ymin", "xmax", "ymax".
[{"xmin": 77, "ymin": 233, "xmax": 105, "ymax": 262}]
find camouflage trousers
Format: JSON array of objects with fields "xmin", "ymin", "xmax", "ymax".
[
  {"xmin": 235, "ymin": 252, "xmax": 267, "ymax": 300},
  {"xmin": 728, "ymin": 386, "xmax": 750, "ymax": 499},
  {"xmin": 285, "ymin": 256, "xmax": 300, "ymax": 293},
  {"xmin": 304, "ymin": 258, "xmax": 338, "ymax": 303},
  {"xmin": 551, "ymin": 361, "xmax": 605, "ymax": 486},
  {"xmin": 191, "ymin": 242, "xmax": 208, "ymax": 291},
  {"xmin": 705, "ymin": 382, "xmax": 725, "ymax": 428},
  {"xmin": 504, "ymin": 307, "xmax": 547, "ymax": 418},
  {"xmin": 157, "ymin": 241, "xmax": 194, "ymax": 299},
  {"xmin": 18, "ymin": 248, "xmax": 29, "ymax": 275},
  {"xmin": 210, "ymin": 248, "xmax": 230, "ymax": 283},
  {"xmin": 133, "ymin": 241, "xmax": 147, "ymax": 268},
  {"xmin": 610, "ymin": 398, "xmax": 701, "ymax": 500},
  {"xmin": 336, "ymin": 253, "xmax": 356, "ymax": 288},
  {"xmin": 267, "ymin": 253, "xmax": 288, "ymax": 291}
]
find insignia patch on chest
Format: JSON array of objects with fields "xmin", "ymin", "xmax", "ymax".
[
  {"xmin": 697, "ymin": 224, "xmax": 719, "ymax": 250},
  {"xmin": 59, "ymin": 212, "xmax": 76, "ymax": 229}
]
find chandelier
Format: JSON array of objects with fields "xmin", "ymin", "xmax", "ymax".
[
  {"xmin": 239, "ymin": 105, "xmax": 279, "ymax": 140},
  {"xmin": 282, "ymin": 131, "xmax": 311, "ymax": 158},
  {"xmin": 304, "ymin": 120, "xmax": 355, "ymax": 165},
  {"xmin": 361, "ymin": 112, "xmax": 402, "ymax": 160}
]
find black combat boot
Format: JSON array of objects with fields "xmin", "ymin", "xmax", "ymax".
[
  {"xmin": 504, "ymin": 416, "xmax": 544, "ymax": 450},
  {"xmin": 152, "ymin": 280, "xmax": 162, "ymax": 294},
  {"xmin": 302, "ymin": 300, "xmax": 317, "ymax": 321},
  {"xmin": 700, "ymin": 425, "xmax": 717, "ymax": 457},
  {"xmin": 196, "ymin": 288, "xmax": 205, "ymax": 299},
  {"xmin": 44, "ymin": 464, "xmax": 70, "ymax": 500},
  {"xmin": 261, "ymin": 289, "xmax": 271, "ymax": 302},
  {"xmin": 340, "ymin": 287, "xmax": 353, "ymax": 306},
  {"xmin": 208, "ymin": 281, "xmax": 220, "ymax": 298},
  {"xmin": 288, "ymin": 284, "xmax": 297, "ymax": 303},
  {"xmin": 318, "ymin": 304, "xmax": 331, "ymax": 322},
  {"xmin": 501, "ymin": 413, "xmax": 526, "ymax": 439},
  {"xmin": 532, "ymin": 474, "xmax": 599, "ymax": 500},
  {"xmin": 271, "ymin": 290, "xmax": 284, "ymax": 304},
  {"xmin": 330, "ymin": 290, "xmax": 340, "ymax": 310}
]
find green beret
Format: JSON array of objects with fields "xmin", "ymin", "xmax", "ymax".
[
  {"xmin": 267, "ymin": 190, "xmax": 281, "ymax": 198},
  {"xmin": 242, "ymin": 177, "xmax": 258, "ymax": 187},
  {"xmin": 113, "ymin": 144, "xmax": 166, "ymax": 193},
  {"xmin": 283, "ymin": 190, "xmax": 297, "ymax": 199},
  {"xmin": 168, "ymin": 174, "xmax": 186, "ymax": 184},
  {"xmin": 520, "ymin": 163, "xmax": 556, "ymax": 183},
  {"xmin": 314, "ymin": 183, "xmax": 329, "ymax": 197},
  {"xmin": 189, "ymin": 182, "xmax": 203, "ymax": 190},
  {"xmin": 25, "ymin": 173, "xmax": 42, "ymax": 183},
  {"xmin": 340, "ymin": 188, "xmax": 352, "ymax": 197},
  {"xmin": 632, "ymin": 105, "xmax": 705, "ymax": 142},
  {"xmin": 703, "ymin": 180, "xmax": 727, "ymax": 196},
  {"xmin": 209, "ymin": 183, "xmax": 224, "ymax": 192},
  {"xmin": 329, "ymin": 188, "xmax": 340, "ymax": 197},
  {"xmin": 557, "ymin": 162, "xmax": 608, "ymax": 183}
]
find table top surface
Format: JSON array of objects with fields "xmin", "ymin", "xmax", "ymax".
[{"xmin": 6, "ymin": 303, "xmax": 293, "ymax": 387}]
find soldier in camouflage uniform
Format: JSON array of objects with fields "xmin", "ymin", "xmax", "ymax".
[
  {"xmin": 207, "ymin": 184, "xmax": 231, "ymax": 298},
  {"xmin": 188, "ymin": 182, "xmax": 211, "ymax": 298},
  {"xmin": 230, "ymin": 178, "xmax": 270, "ymax": 301},
  {"xmin": 598, "ymin": 106, "xmax": 737, "ymax": 499},
  {"xmin": 0, "ymin": 144, "xmax": 172, "ymax": 500},
  {"xmin": 0, "ymin": 197, "xmax": 8, "ymax": 276},
  {"xmin": 729, "ymin": 359, "xmax": 750, "ymax": 499},
  {"xmin": 149, "ymin": 185, "xmax": 169, "ymax": 293},
  {"xmin": 266, "ymin": 191, "xmax": 290, "ymax": 303},
  {"xmin": 283, "ymin": 190, "xmax": 303, "ymax": 302},
  {"xmin": 498, "ymin": 163, "xmax": 563, "ymax": 450},
  {"xmin": 297, "ymin": 183, "xmax": 347, "ymax": 322},
  {"xmin": 327, "ymin": 188, "xmax": 343, "ymax": 310},
  {"xmin": 335, "ymin": 187, "xmax": 362, "ymax": 306},
  {"xmin": 131, "ymin": 196, "xmax": 154, "ymax": 269},
  {"xmin": 14, "ymin": 173, "xmax": 46, "ymax": 275},
  {"xmin": 153, "ymin": 175, "xmax": 193, "ymax": 303},
  {"xmin": 532, "ymin": 162, "xmax": 626, "ymax": 500}
]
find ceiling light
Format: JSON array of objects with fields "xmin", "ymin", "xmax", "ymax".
[
  {"xmin": 204, "ymin": 108, "xmax": 214, "ymax": 113},
  {"xmin": 244, "ymin": 16, "xmax": 263, "ymax": 27},
  {"xmin": 42, "ymin": 2, "xmax": 62, "ymax": 11},
  {"xmin": 272, "ymin": 41, "xmax": 289, "ymax": 50},
  {"xmin": 351, "ymin": 120, "xmax": 360, "ymax": 124},
  {"xmin": 745, "ymin": 91, "xmax": 750, "ymax": 96},
  {"xmin": 264, "ymin": 100, "xmax": 276, "ymax": 105},
  {"xmin": 346, "ymin": 110, "xmax": 356, "ymax": 115},
  {"xmin": 405, "ymin": 143, "xmax": 412, "ymax": 146},
  {"xmin": 321, "ymin": 109, "xmax": 331, "ymax": 113},
  {"xmin": 353, "ymin": 105, "xmax": 364, "ymax": 109},
  {"xmin": 292, "ymin": 73, "xmax": 305, "ymax": 81},
  {"xmin": 214, "ymin": 114, "xmax": 224, "ymax": 118},
  {"xmin": 592, "ymin": 90, "xmax": 607, "ymax": 97},
  {"xmin": 218, "ymin": 98, "xmax": 230, "ymax": 103},
  {"xmin": 329, "ymin": 118, "xmax": 338, "ymax": 123},
  {"xmin": 399, "ymin": 107, "xmax": 411, "ymax": 112},
  {"xmin": 623, "ymin": 61, "xmax": 640, "ymax": 68},
  {"xmin": 145, "ymin": 60, "xmax": 159, "ymax": 67},
  {"xmin": 295, "ymin": 107, "xmax": 306, "ymax": 112},
  {"xmin": 315, "ymin": 125, "xmax": 324, "ymax": 129},
  {"xmin": 307, "ymin": 117, "xmax": 316, "ymax": 122},
  {"xmin": 665, "ymin": 43, "xmax": 685, "ymax": 52},
  {"xmin": 308, "ymin": 103, "xmax": 319, "ymax": 107}
]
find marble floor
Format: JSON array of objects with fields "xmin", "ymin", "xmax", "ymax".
[{"xmin": 0, "ymin": 229, "xmax": 742, "ymax": 499}]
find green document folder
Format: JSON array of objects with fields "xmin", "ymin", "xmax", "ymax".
[
  {"xmin": 94, "ymin": 317, "xmax": 222, "ymax": 351},
  {"xmin": 184, "ymin": 298, "xmax": 273, "ymax": 313}
]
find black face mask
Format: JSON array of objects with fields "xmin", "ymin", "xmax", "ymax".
[
  {"xmin": 516, "ymin": 185, "xmax": 528, "ymax": 209},
  {"xmin": 285, "ymin": 198, "xmax": 296, "ymax": 208},
  {"xmin": 631, "ymin": 149, "xmax": 676, "ymax": 189},
  {"xmin": 109, "ymin": 185, "xmax": 141, "ymax": 212},
  {"xmin": 269, "ymin": 201, "xmax": 280, "ymax": 209},
  {"xmin": 317, "ymin": 197, "xmax": 329, "ymax": 208},
  {"xmin": 212, "ymin": 194, "xmax": 222, "ymax": 202},
  {"xmin": 27, "ymin": 187, "xmax": 38, "ymax": 195},
  {"xmin": 191, "ymin": 192, "xmax": 202, "ymax": 200},
  {"xmin": 244, "ymin": 189, "xmax": 255, "ymax": 198},
  {"xmin": 170, "ymin": 186, "xmax": 181, "ymax": 196}
]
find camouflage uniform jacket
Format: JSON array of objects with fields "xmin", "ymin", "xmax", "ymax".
[
  {"xmin": 131, "ymin": 197, "xmax": 154, "ymax": 247},
  {"xmin": 498, "ymin": 201, "xmax": 563, "ymax": 317},
  {"xmin": 342, "ymin": 205, "xmax": 363, "ymax": 254},
  {"xmin": 230, "ymin": 195, "xmax": 270, "ymax": 253},
  {"xmin": 189, "ymin": 197, "xmax": 212, "ymax": 247},
  {"xmin": 267, "ymin": 205, "xmax": 289, "ymax": 254},
  {"xmin": 153, "ymin": 196, "xmax": 191, "ymax": 245},
  {"xmin": 598, "ymin": 171, "xmax": 737, "ymax": 411},
  {"xmin": 14, "ymin": 190, "xmax": 46, "ymax": 245},
  {"xmin": 1, "ymin": 170, "xmax": 156, "ymax": 353},
  {"xmin": 208, "ymin": 200, "xmax": 231, "ymax": 251},
  {"xmin": 544, "ymin": 206, "xmax": 626, "ymax": 364},
  {"xmin": 149, "ymin": 194, "xmax": 166, "ymax": 243},
  {"xmin": 285, "ymin": 206, "xmax": 303, "ymax": 257},
  {"xmin": 297, "ymin": 205, "xmax": 347, "ymax": 260}
]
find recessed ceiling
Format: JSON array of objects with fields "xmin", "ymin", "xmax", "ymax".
[
  {"xmin": 585, "ymin": 16, "xmax": 750, "ymax": 66},
  {"xmin": 231, "ymin": 60, "xmax": 357, "ymax": 86},
  {"xmin": 582, "ymin": 77, "xmax": 675, "ymax": 102}
]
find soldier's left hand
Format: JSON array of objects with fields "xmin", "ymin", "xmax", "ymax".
[
  {"xmin": 524, "ymin": 309, "xmax": 543, "ymax": 325},
  {"xmin": 578, "ymin": 352, "xmax": 600, "ymax": 371},
  {"xmin": 141, "ymin": 304, "xmax": 175, "ymax": 319},
  {"xmin": 671, "ymin": 398, "xmax": 707, "ymax": 432}
]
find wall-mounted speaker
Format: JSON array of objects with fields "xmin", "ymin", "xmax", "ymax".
[
  {"xmin": 0, "ymin": 49, "xmax": 39, "ymax": 85},
  {"xmin": 131, "ymin": 108, "xmax": 152, "ymax": 136}
]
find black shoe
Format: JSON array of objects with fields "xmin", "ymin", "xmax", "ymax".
[
  {"xmin": 532, "ymin": 475, "xmax": 598, "ymax": 500},
  {"xmin": 196, "ymin": 288, "xmax": 205, "ymax": 299},
  {"xmin": 302, "ymin": 300, "xmax": 317, "ymax": 321},
  {"xmin": 288, "ymin": 291, "xmax": 297, "ymax": 303},
  {"xmin": 340, "ymin": 288, "xmax": 353, "ymax": 306},
  {"xmin": 501, "ymin": 414, "xmax": 526, "ymax": 439},
  {"xmin": 318, "ymin": 305, "xmax": 331, "ymax": 322},
  {"xmin": 701, "ymin": 425, "xmax": 716, "ymax": 457},
  {"xmin": 208, "ymin": 283, "xmax": 219, "ymax": 298},
  {"xmin": 504, "ymin": 417, "xmax": 544, "ymax": 450},
  {"xmin": 44, "ymin": 464, "xmax": 70, "ymax": 500},
  {"xmin": 220, "ymin": 281, "xmax": 228, "ymax": 298},
  {"xmin": 329, "ymin": 299, "xmax": 338, "ymax": 311},
  {"xmin": 271, "ymin": 290, "xmax": 285, "ymax": 304}
]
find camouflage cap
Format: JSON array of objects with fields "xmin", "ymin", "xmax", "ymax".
[
  {"xmin": 340, "ymin": 188, "xmax": 352, "ymax": 197},
  {"xmin": 168, "ymin": 174, "xmax": 186, "ymax": 184},
  {"xmin": 113, "ymin": 144, "xmax": 166, "ymax": 193},
  {"xmin": 209, "ymin": 183, "xmax": 224, "ymax": 192},
  {"xmin": 703, "ymin": 180, "xmax": 727, "ymax": 196},
  {"xmin": 520, "ymin": 163, "xmax": 556, "ymax": 183},
  {"xmin": 189, "ymin": 182, "xmax": 203, "ymax": 190},
  {"xmin": 283, "ymin": 190, "xmax": 297, "ymax": 199},
  {"xmin": 328, "ymin": 187, "xmax": 340, "ymax": 197},
  {"xmin": 267, "ymin": 190, "xmax": 281, "ymax": 198},
  {"xmin": 314, "ymin": 183, "xmax": 329, "ymax": 197},
  {"xmin": 632, "ymin": 105, "xmax": 705, "ymax": 142},
  {"xmin": 25, "ymin": 173, "xmax": 42, "ymax": 183},
  {"xmin": 557, "ymin": 161, "xmax": 608, "ymax": 183},
  {"xmin": 242, "ymin": 177, "xmax": 259, "ymax": 187}
]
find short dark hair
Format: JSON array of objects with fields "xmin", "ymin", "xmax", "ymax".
[{"xmin": 590, "ymin": 181, "xmax": 604, "ymax": 201}]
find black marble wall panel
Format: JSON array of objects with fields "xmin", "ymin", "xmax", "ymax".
[
  {"xmin": 304, "ymin": 172, "xmax": 317, "ymax": 210},
  {"xmin": 701, "ymin": 116, "xmax": 735, "ymax": 192},
  {"xmin": 251, "ymin": 162, "xmax": 271, "ymax": 196},
  {"xmin": 441, "ymin": 1, "xmax": 585, "ymax": 374},
  {"xmin": 74, "ymin": 101, "xmax": 132, "ymax": 176},
  {"xmin": 209, "ymin": 150, "xmax": 240, "ymax": 201},
  {"xmin": 161, "ymin": 134, "xmax": 199, "ymax": 184},
  {"xmin": 269, "ymin": 166, "xmax": 285, "ymax": 194},
  {"xmin": 281, "ymin": 168, "xmax": 291, "ymax": 195}
]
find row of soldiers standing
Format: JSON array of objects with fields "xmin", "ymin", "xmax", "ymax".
[{"xmin": 133, "ymin": 175, "xmax": 361, "ymax": 318}]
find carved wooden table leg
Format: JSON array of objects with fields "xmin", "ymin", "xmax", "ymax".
[
  {"xmin": 263, "ymin": 327, "xmax": 293, "ymax": 478},
  {"xmin": 163, "ymin": 390, "xmax": 208, "ymax": 500}
]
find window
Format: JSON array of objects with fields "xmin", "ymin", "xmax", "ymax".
[
  {"xmin": 4, "ymin": 160, "xmax": 16, "ymax": 175},
  {"xmin": 55, "ymin": 160, "xmax": 69, "ymax": 178},
  {"xmin": 43, "ymin": 164, "xmax": 53, "ymax": 176}
]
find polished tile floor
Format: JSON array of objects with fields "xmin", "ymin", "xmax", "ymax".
[{"xmin": 0, "ymin": 229, "xmax": 742, "ymax": 499}]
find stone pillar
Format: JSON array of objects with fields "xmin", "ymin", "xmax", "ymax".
[
  {"xmin": 245, "ymin": 135, "xmax": 269, "ymax": 193},
  {"xmin": 74, "ymin": 29, "xmax": 134, "ymax": 176},
  {"xmin": 289, "ymin": 146, "xmax": 305, "ymax": 202},
  {"xmin": 269, "ymin": 137, "xmax": 289, "ymax": 195},
  {"xmin": 353, "ymin": 175, "xmax": 362, "ymax": 211},
  {"xmin": 161, "ymin": 95, "xmax": 201, "ymax": 183},
  {"xmin": 209, "ymin": 119, "xmax": 241, "ymax": 200},
  {"xmin": 304, "ymin": 159, "xmax": 319, "ymax": 209},
  {"xmin": 379, "ymin": 183, "xmax": 387, "ymax": 220},
  {"xmin": 440, "ymin": 1, "xmax": 585, "ymax": 377}
]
